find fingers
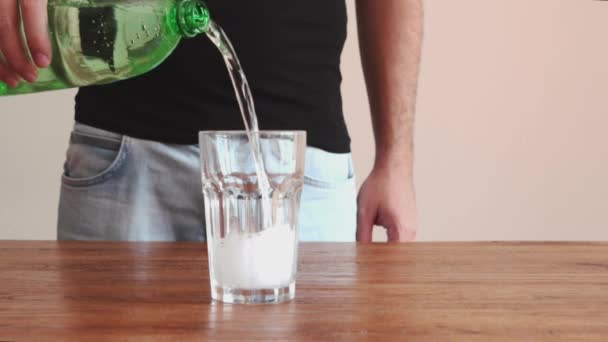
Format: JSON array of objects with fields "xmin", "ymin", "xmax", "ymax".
[
  {"xmin": 383, "ymin": 210, "xmax": 418, "ymax": 242},
  {"xmin": 0, "ymin": 0, "xmax": 39, "ymax": 85},
  {"xmin": 21, "ymin": 0, "xmax": 51, "ymax": 67},
  {"xmin": 386, "ymin": 226, "xmax": 399, "ymax": 242},
  {"xmin": 356, "ymin": 203, "xmax": 376, "ymax": 243},
  {"xmin": 386, "ymin": 226, "xmax": 417, "ymax": 242},
  {"xmin": 0, "ymin": 59, "xmax": 20, "ymax": 87},
  {"xmin": 0, "ymin": 2, "xmax": 25, "ymax": 86}
]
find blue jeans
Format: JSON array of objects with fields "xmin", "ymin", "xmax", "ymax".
[{"xmin": 57, "ymin": 123, "xmax": 357, "ymax": 242}]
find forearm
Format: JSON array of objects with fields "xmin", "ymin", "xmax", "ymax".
[{"xmin": 356, "ymin": 0, "xmax": 423, "ymax": 176}]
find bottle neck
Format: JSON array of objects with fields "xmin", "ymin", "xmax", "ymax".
[{"xmin": 176, "ymin": 0, "xmax": 211, "ymax": 38}]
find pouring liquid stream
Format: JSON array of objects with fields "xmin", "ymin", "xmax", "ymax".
[{"xmin": 205, "ymin": 21, "xmax": 275, "ymax": 228}]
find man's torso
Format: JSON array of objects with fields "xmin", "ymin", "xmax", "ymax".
[{"xmin": 75, "ymin": 0, "xmax": 351, "ymax": 153}]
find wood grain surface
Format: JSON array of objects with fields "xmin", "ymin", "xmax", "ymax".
[{"xmin": 1, "ymin": 241, "xmax": 607, "ymax": 341}]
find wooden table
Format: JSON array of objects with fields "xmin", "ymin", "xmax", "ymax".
[{"xmin": 1, "ymin": 242, "xmax": 607, "ymax": 340}]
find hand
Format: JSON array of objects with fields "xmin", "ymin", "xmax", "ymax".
[
  {"xmin": 0, "ymin": 0, "xmax": 51, "ymax": 87},
  {"xmin": 356, "ymin": 166, "xmax": 418, "ymax": 242}
]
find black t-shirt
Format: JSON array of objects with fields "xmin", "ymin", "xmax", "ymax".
[{"xmin": 74, "ymin": 0, "xmax": 351, "ymax": 153}]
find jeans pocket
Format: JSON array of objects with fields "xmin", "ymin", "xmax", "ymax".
[
  {"xmin": 302, "ymin": 152, "xmax": 356, "ymax": 191},
  {"xmin": 301, "ymin": 149, "xmax": 357, "ymax": 205},
  {"xmin": 61, "ymin": 129, "xmax": 129, "ymax": 188},
  {"xmin": 303, "ymin": 171, "xmax": 355, "ymax": 190},
  {"xmin": 299, "ymin": 149, "xmax": 357, "ymax": 241}
]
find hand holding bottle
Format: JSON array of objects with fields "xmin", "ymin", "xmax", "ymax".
[
  {"xmin": 0, "ymin": 0, "xmax": 51, "ymax": 87},
  {"xmin": 0, "ymin": 0, "xmax": 212, "ymax": 96}
]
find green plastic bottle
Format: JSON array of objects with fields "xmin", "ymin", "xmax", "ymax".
[{"xmin": 0, "ymin": 0, "xmax": 211, "ymax": 96}]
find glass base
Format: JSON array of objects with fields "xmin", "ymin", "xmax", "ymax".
[{"xmin": 211, "ymin": 282, "xmax": 295, "ymax": 304}]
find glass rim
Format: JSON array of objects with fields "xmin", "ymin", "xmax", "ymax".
[{"xmin": 199, "ymin": 130, "xmax": 307, "ymax": 136}]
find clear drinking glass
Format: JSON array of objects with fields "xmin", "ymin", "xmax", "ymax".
[{"xmin": 199, "ymin": 131, "xmax": 306, "ymax": 304}]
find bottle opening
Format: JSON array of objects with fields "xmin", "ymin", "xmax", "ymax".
[{"xmin": 177, "ymin": 0, "xmax": 211, "ymax": 38}]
